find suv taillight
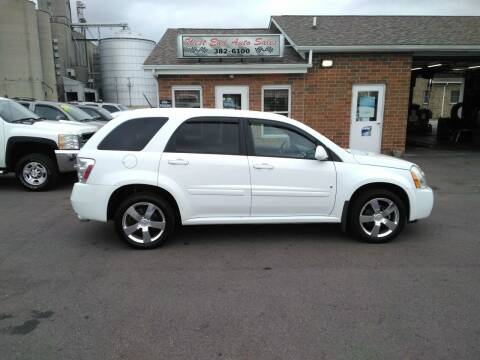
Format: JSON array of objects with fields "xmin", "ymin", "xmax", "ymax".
[{"xmin": 75, "ymin": 157, "xmax": 95, "ymax": 183}]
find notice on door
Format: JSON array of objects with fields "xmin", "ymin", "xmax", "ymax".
[{"xmin": 357, "ymin": 94, "xmax": 377, "ymax": 121}]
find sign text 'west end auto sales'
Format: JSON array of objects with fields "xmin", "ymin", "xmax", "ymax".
[{"xmin": 177, "ymin": 34, "xmax": 284, "ymax": 58}]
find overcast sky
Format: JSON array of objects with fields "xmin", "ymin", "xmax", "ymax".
[{"xmin": 67, "ymin": 0, "xmax": 480, "ymax": 42}]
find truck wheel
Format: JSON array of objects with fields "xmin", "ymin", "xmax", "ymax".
[
  {"xmin": 349, "ymin": 189, "xmax": 407, "ymax": 243},
  {"xmin": 114, "ymin": 192, "xmax": 175, "ymax": 249},
  {"xmin": 15, "ymin": 153, "xmax": 59, "ymax": 191}
]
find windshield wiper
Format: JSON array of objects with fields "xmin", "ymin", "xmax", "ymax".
[{"xmin": 11, "ymin": 117, "xmax": 43, "ymax": 123}]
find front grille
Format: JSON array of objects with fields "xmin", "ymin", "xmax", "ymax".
[{"xmin": 79, "ymin": 132, "xmax": 94, "ymax": 148}]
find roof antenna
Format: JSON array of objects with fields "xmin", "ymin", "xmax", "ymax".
[{"xmin": 312, "ymin": 16, "xmax": 317, "ymax": 29}]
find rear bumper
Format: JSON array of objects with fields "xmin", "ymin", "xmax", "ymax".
[
  {"xmin": 71, "ymin": 182, "xmax": 115, "ymax": 222},
  {"xmin": 410, "ymin": 187, "xmax": 434, "ymax": 221},
  {"xmin": 55, "ymin": 150, "xmax": 79, "ymax": 173}
]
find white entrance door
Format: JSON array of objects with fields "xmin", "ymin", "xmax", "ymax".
[
  {"xmin": 215, "ymin": 86, "xmax": 249, "ymax": 110},
  {"xmin": 349, "ymin": 84, "xmax": 385, "ymax": 153}
]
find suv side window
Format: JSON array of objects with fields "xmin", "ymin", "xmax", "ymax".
[
  {"xmin": 165, "ymin": 117, "xmax": 240, "ymax": 155},
  {"xmin": 248, "ymin": 121, "xmax": 318, "ymax": 160},
  {"xmin": 34, "ymin": 105, "xmax": 67, "ymax": 120},
  {"xmin": 102, "ymin": 105, "xmax": 118, "ymax": 113},
  {"xmin": 98, "ymin": 117, "xmax": 168, "ymax": 151}
]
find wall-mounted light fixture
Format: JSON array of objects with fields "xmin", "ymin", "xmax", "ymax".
[
  {"xmin": 229, "ymin": 74, "xmax": 235, "ymax": 79},
  {"xmin": 468, "ymin": 65, "xmax": 480, "ymax": 69},
  {"xmin": 321, "ymin": 59, "xmax": 333, "ymax": 68},
  {"xmin": 411, "ymin": 67, "xmax": 422, "ymax": 71},
  {"xmin": 427, "ymin": 63, "xmax": 442, "ymax": 68}
]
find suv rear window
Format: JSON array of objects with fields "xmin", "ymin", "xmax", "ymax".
[{"xmin": 98, "ymin": 117, "xmax": 168, "ymax": 151}]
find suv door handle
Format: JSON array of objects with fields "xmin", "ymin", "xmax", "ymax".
[
  {"xmin": 168, "ymin": 159, "xmax": 189, "ymax": 165},
  {"xmin": 253, "ymin": 163, "xmax": 274, "ymax": 170}
]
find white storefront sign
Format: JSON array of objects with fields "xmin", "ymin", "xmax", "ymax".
[{"xmin": 177, "ymin": 34, "xmax": 284, "ymax": 58}]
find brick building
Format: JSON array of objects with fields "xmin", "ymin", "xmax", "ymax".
[{"xmin": 144, "ymin": 16, "xmax": 480, "ymax": 154}]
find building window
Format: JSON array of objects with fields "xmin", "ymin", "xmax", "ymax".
[
  {"xmin": 450, "ymin": 90, "xmax": 460, "ymax": 104},
  {"xmin": 422, "ymin": 90, "xmax": 430, "ymax": 105},
  {"xmin": 262, "ymin": 86, "xmax": 291, "ymax": 117},
  {"xmin": 172, "ymin": 86, "xmax": 202, "ymax": 108}
]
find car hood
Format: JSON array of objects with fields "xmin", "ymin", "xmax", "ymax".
[
  {"xmin": 83, "ymin": 120, "xmax": 107, "ymax": 128},
  {"xmin": 32, "ymin": 120, "xmax": 97, "ymax": 135},
  {"xmin": 111, "ymin": 110, "xmax": 129, "ymax": 118},
  {"xmin": 348, "ymin": 149, "xmax": 414, "ymax": 170}
]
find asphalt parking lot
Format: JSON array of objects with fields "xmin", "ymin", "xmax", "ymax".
[{"xmin": 1, "ymin": 148, "xmax": 480, "ymax": 360}]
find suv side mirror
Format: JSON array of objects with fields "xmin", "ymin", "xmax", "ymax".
[{"xmin": 315, "ymin": 145, "xmax": 329, "ymax": 161}]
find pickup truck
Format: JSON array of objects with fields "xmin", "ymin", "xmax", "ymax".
[{"xmin": 0, "ymin": 97, "xmax": 97, "ymax": 191}]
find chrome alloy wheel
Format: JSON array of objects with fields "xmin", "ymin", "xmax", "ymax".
[
  {"xmin": 22, "ymin": 161, "xmax": 48, "ymax": 186},
  {"xmin": 121, "ymin": 202, "xmax": 166, "ymax": 244},
  {"xmin": 359, "ymin": 198, "xmax": 400, "ymax": 239}
]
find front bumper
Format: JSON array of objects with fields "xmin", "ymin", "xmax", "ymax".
[
  {"xmin": 55, "ymin": 150, "xmax": 79, "ymax": 172},
  {"xmin": 410, "ymin": 186, "xmax": 434, "ymax": 221},
  {"xmin": 71, "ymin": 182, "xmax": 115, "ymax": 222}
]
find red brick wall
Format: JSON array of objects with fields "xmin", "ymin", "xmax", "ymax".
[
  {"xmin": 156, "ymin": 53, "xmax": 412, "ymax": 154},
  {"xmin": 157, "ymin": 74, "xmax": 306, "ymax": 120},
  {"xmin": 306, "ymin": 54, "xmax": 412, "ymax": 154}
]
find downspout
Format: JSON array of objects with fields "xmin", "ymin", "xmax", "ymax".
[
  {"xmin": 303, "ymin": 50, "xmax": 313, "ymax": 123},
  {"xmin": 153, "ymin": 69, "xmax": 160, "ymax": 107}
]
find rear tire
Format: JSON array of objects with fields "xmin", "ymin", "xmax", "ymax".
[
  {"xmin": 15, "ymin": 153, "xmax": 59, "ymax": 191},
  {"xmin": 349, "ymin": 188, "xmax": 407, "ymax": 243},
  {"xmin": 114, "ymin": 192, "xmax": 175, "ymax": 249}
]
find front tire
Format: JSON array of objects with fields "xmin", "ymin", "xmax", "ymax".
[
  {"xmin": 15, "ymin": 153, "xmax": 59, "ymax": 191},
  {"xmin": 349, "ymin": 189, "xmax": 407, "ymax": 243},
  {"xmin": 114, "ymin": 192, "xmax": 175, "ymax": 249}
]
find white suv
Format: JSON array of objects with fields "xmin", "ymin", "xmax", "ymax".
[{"xmin": 70, "ymin": 108, "xmax": 434, "ymax": 248}]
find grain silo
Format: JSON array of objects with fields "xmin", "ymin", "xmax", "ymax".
[
  {"xmin": 36, "ymin": 9, "xmax": 58, "ymax": 100},
  {"xmin": 0, "ymin": 0, "xmax": 44, "ymax": 99},
  {"xmin": 99, "ymin": 31, "xmax": 157, "ymax": 107}
]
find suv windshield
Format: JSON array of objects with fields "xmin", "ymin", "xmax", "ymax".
[
  {"xmin": 96, "ymin": 107, "xmax": 113, "ymax": 120},
  {"xmin": 0, "ymin": 99, "xmax": 41, "ymax": 123},
  {"xmin": 58, "ymin": 103, "xmax": 94, "ymax": 122}
]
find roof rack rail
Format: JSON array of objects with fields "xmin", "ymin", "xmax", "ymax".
[{"xmin": 12, "ymin": 97, "xmax": 37, "ymax": 101}]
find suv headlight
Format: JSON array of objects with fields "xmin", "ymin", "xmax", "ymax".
[
  {"xmin": 411, "ymin": 165, "xmax": 427, "ymax": 189},
  {"xmin": 58, "ymin": 134, "xmax": 80, "ymax": 150}
]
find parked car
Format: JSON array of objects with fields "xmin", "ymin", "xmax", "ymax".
[
  {"xmin": 77, "ymin": 105, "xmax": 114, "ymax": 122},
  {"xmin": 110, "ymin": 110, "xmax": 130, "ymax": 118},
  {"xmin": 67, "ymin": 108, "xmax": 434, "ymax": 248},
  {"xmin": 0, "ymin": 97, "xmax": 97, "ymax": 191},
  {"xmin": 16, "ymin": 100, "xmax": 105, "ymax": 129},
  {"xmin": 75, "ymin": 102, "xmax": 129, "ymax": 113}
]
